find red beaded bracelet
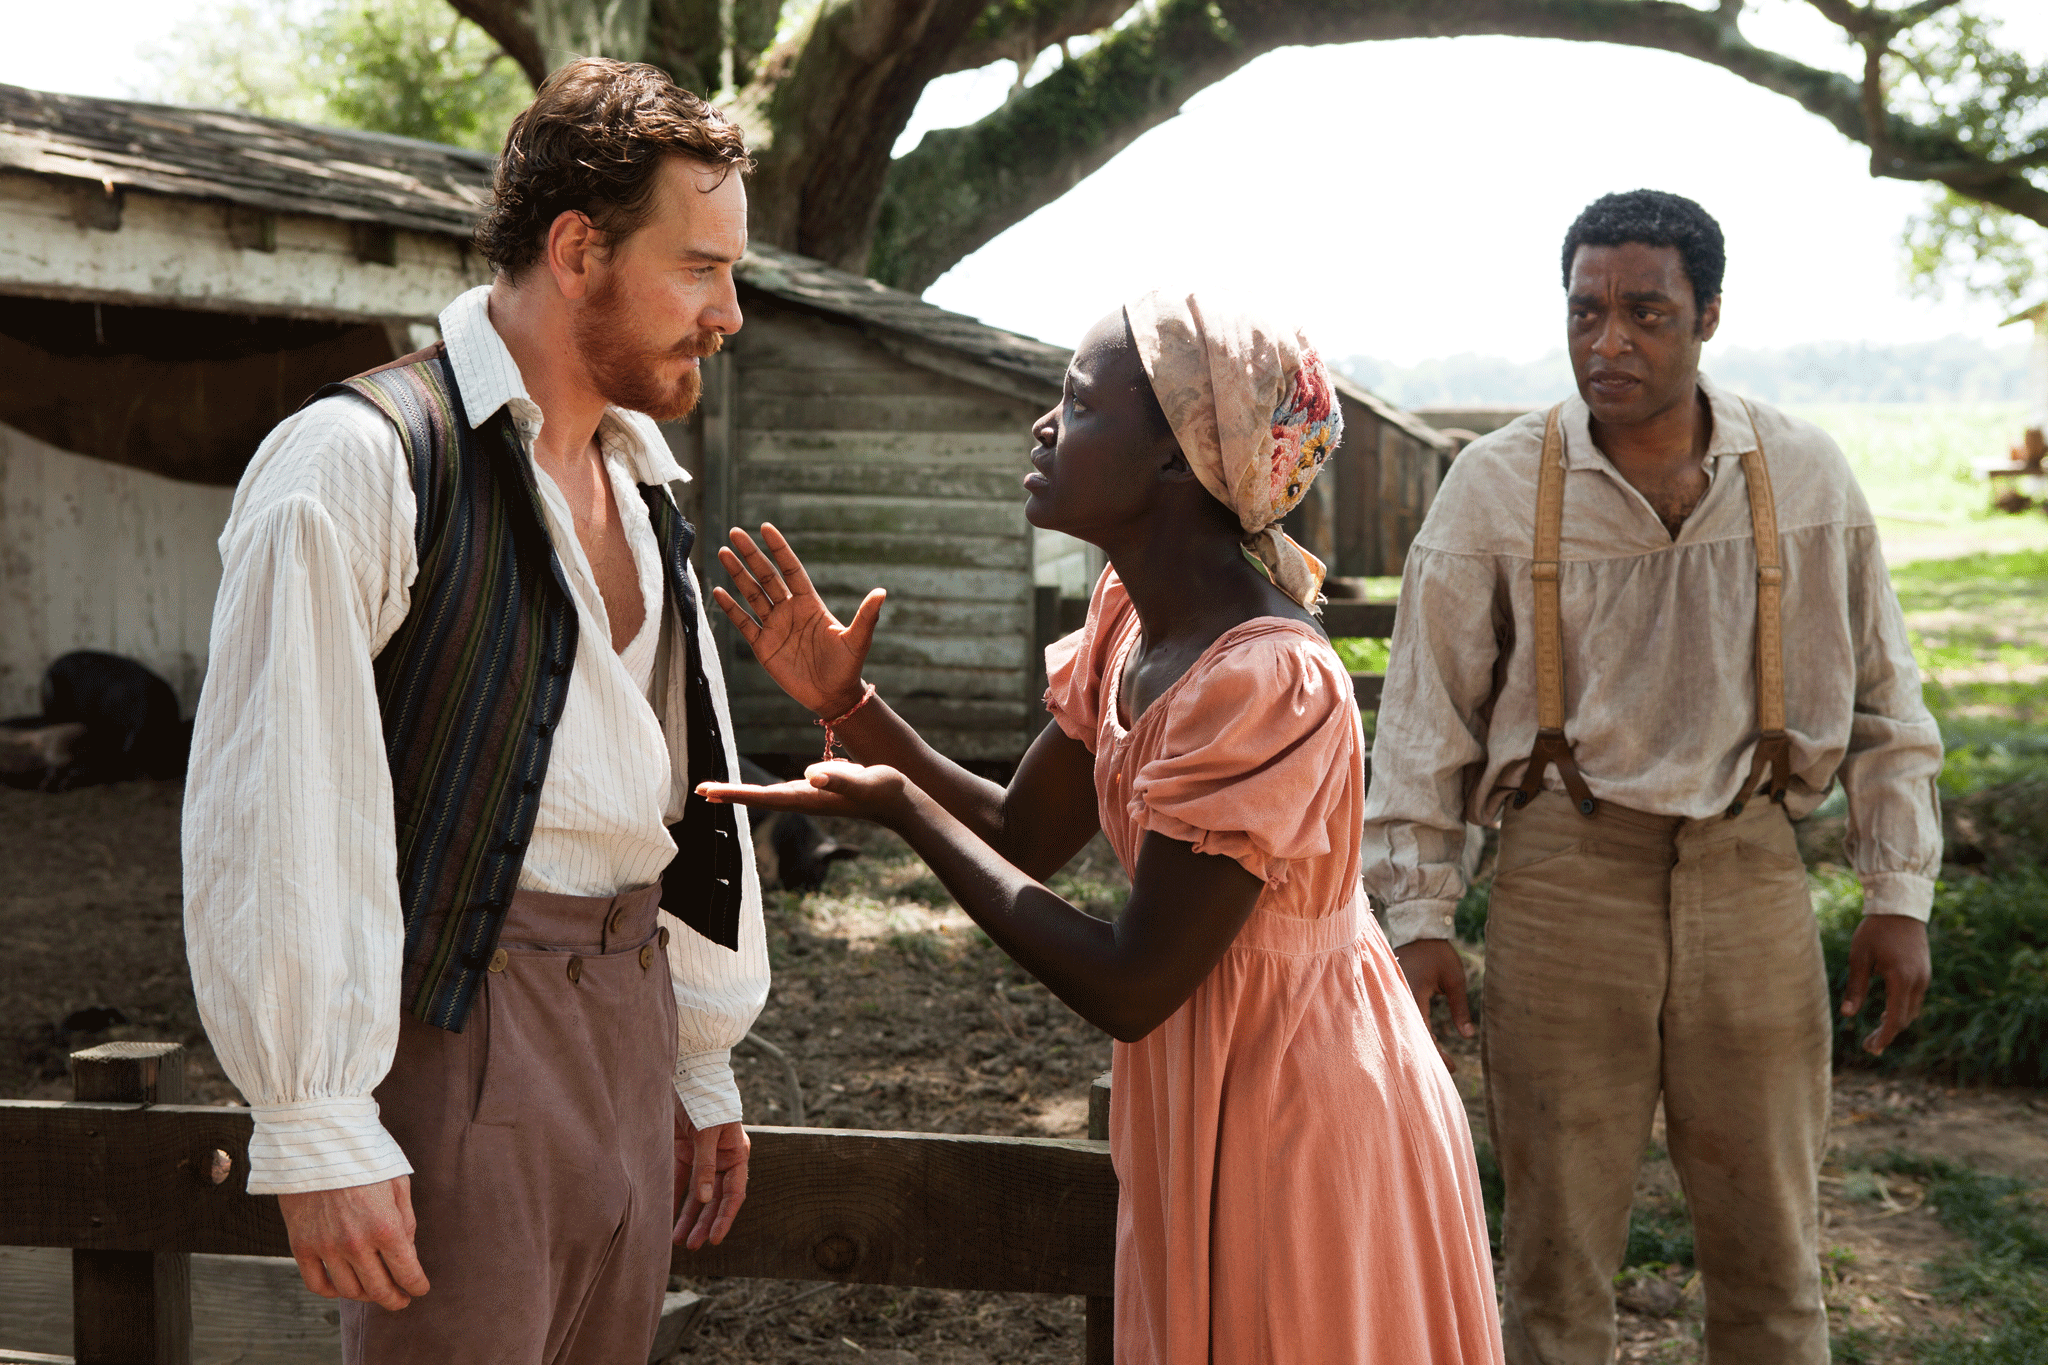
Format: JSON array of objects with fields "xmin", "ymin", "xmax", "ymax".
[{"xmin": 815, "ymin": 682, "xmax": 877, "ymax": 761}]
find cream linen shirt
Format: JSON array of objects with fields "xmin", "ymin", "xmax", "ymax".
[
  {"xmin": 183, "ymin": 286, "xmax": 768, "ymax": 1195},
  {"xmin": 1363, "ymin": 376, "xmax": 1943, "ymax": 949}
]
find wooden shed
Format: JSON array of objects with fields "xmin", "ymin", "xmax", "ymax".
[
  {"xmin": 0, "ymin": 84, "xmax": 1073, "ymax": 757},
  {"xmin": 670, "ymin": 246, "xmax": 1070, "ymax": 763},
  {"xmin": 0, "ymin": 83, "xmax": 1453, "ymax": 757},
  {"xmin": 0, "ymin": 84, "xmax": 491, "ymax": 716},
  {"xmin": 1283, "ymin": 376, "xmax": 1460, "ymax": 585}
]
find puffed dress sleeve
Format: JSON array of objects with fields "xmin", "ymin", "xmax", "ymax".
[
  {"xmin": 1128, "ymin": 628, "xmax": 1359, "ymax": 890},
  {"xmin": 1042, "ymin": 568, "xmax": 1133, "ymax": 750}
]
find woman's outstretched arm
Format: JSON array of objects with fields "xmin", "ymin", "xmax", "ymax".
[
  {"xmin": 701, "ymin": 763, "xmax": 1264, "ymax": 1042},
  {"xmin": 712, "ymin": 525, "xmax": 1098, "ymax": 879}
]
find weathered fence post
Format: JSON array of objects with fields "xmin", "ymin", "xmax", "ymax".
[
  {"xmin": 70, "ymin": 1042, "xmax": 192, "ymax": 1365},
  {"xmin": 1085, "ymin": 1072, "xmax": 1112, "ymax": 1365}
]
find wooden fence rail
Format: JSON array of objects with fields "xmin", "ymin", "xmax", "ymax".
[{"xmin": 1, "ymin": 1044, "xmax": 1117, "ymax": 1365}]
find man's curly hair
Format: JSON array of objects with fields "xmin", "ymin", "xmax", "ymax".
[
  {"xmin": 476, "ymin": 58, "xmax": 753, "ymax": 280},
  {"xmin": 1560, "ymin": 189, "xmax": 1725, "ymax": 318}
]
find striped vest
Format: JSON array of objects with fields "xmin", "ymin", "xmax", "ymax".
[{"xmin": 316, "ymin": 344, "xmax": 743, "ymax": 1032}]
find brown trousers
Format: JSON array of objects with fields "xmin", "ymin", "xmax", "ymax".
[
  {"xmin": 343, "ymin": 884, "xmax": 677, "ymax": 1365},
  {"xmin": 1482, "ymin": 793, "xmax": 1831, "ymax": 1365}
]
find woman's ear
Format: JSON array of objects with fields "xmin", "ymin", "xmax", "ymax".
[{"xmin": 1158, "ymin": 445, "xmax": 1197, "ymax": 483}]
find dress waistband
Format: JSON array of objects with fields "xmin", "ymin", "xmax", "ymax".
[
  {"xmin": 504, "ymin": 882, "xmax": 662, "ymax": 953},
  {"xmin": 1233, "ymin": 890, "xmax": 1368, "ymax": 956}
]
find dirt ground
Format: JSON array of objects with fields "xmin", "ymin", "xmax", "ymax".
[{"xmin": 3, "ymin": 780, "xmax": 2044, "ymax": 1362}]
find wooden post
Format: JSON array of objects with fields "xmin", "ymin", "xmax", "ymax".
[
  {"xmin": 70, "ymin": 1042, "xmax": 191, "ymax": 1365},
  {"xmin": 1085, "ymin": 1072, "xmax": 1112, "ymax": 1365}
]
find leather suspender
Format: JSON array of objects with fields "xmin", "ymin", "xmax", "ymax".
[
  {"xmin": 1513, "ymin": 405, "xmax": 1598, "ymax": 817},
  {"xmin": 1510, "ymin": 399, "xmax": 1789, "ymax": 822},
  {"xmin": 1727, "ymin": 399, "xmax": 1791, "ymax": 817}
]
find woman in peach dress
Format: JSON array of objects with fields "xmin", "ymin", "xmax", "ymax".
[{"xmin": 702, "ymin": 292, "xmax": 1502, "ymax": 1364}]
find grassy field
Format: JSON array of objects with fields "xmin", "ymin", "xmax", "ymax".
[{"xmin": 1784, "ymin": 403, "xmax": 2048, "ymax": 563}]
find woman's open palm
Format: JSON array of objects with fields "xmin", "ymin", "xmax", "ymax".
[{"xmin": 712, "ymin": 524, "xmax": 885, "ymax": 716}]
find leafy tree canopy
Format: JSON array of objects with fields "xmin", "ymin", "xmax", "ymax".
[{"xmin": 145, "ymin": 0, "xmax": 531, "ymax": 152}]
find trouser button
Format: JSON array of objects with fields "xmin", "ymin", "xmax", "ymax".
[
  {"xmin": 567, "ymin": 956, "xmax": 584, "ymax": 984},
  {"xmin": 488, "ymin": 948, "xmax": 508, "ymax": 973},
  {"xmin": 638, "ymin": 944, "xmax": 655, "ymax": 969}
]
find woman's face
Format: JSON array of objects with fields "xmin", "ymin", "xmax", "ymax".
[{"xmin": 1024, "ymin": 311, "xmax": 1177, "ymax": 541}]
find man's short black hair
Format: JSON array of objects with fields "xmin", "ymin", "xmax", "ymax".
[{"xmin": 1561, "ymin": 189, "xmax": 1725, "ymax": 310}]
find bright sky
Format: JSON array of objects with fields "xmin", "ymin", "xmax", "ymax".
[{"xmin": 6, "ymin": 1, "xmax": 2044, "ymax": 363}]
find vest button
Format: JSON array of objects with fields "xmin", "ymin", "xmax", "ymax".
[
  {"xmin": 537, "ymin": 722, "xmax": 554, "ymax": 736},
  {"xmin": 550, "ymin": 660, "xmax": 570, "ymax": 676},
  {"xmin": 503, "ymin": 839, "xmax": 526, "ymax": 853},
  {"xmin": 488, "ymin": 948, "xmax": 509, "ymax": 973},
  {"xmin": 523, "ymin": 778, "xmax": 540, "ymax": 794},
  {"xmin": 566, "ymin": 956, "xmax": 584, "ymax": 984},
  {"xmin": 639, "ymin": 944, "xmax": 655, "ymax": 970}
]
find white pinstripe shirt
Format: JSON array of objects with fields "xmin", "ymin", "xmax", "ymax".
[{"xmin": 183, "ymin": 286, "xmax": 768, "ymax": 1195}]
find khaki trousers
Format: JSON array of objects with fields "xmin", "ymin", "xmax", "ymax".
[
  {"xmin": 1482, "ymin": 793, "xmax": 1830, "ymax": 1365},
  {"xmin": 343, "ymin": 884, "xmax": 677, "ymax": 1365}
]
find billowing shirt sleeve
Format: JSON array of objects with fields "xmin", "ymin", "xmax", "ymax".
[
  {"xmin": 664, "ymin": 559, "xmax": 771, "ymax": 1129},
  {"xmin": 181, "ymin": 398, "xmax": 420, "ymax": 1195},
  {"xmin": 1130, "ymin": 630, "xmax": 1360, "ymax": 889},
  {"xmin": 1361, "ymin": 544, "xmax": 1505, "ymax": 948},
  {"xmin": 1838, "ymin": 524, "xmax": 1943, "ymax": 920}
]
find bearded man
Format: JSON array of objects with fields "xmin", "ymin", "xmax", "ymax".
[{"xmin": 183, "ymin": 59, "xmax": 767, "ymax": 1363}]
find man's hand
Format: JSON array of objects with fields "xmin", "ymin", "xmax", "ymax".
[
  {"xmin": 1840, "ymin": 914, "xmax": 1931, "ymax": 1055},
  {"xmin": 1394, "ymin": 938, "xmax": 1475, "ymax": 1072},
  {"xmin": 277, "ymin": 1176, "xmax": 429, "ymax": 1312},
  {"xmin": 674, "ymin": 1105, "xmax": 750, "ymax": 1250}
]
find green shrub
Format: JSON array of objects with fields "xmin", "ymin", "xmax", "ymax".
[
  {"xmin": 1454, "ymin": 878, "xmax": 1491, "ymax": 943},
  {"xmin": 1817, "ymin": 871, "xmax": 2048, "ymax": 1086},
  {"xmin": 1874, "ymin": 1155, "xmax": 2048, "ymax": 1364},
  {"xmin": 1623, "ymin": 1194, "xmax": 1696, "ymax": 1270}
]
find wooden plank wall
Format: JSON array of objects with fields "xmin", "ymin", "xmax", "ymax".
[
  {"xmin": 1328, "ymin": 394, "xmax": 1449, "ymax": 580},
  {"xmin": 0, "ymin": 422, "xmax": 234, "ymax": 716},
  {"xmin": 718, "ymin": 303, "xmax": 1045, "ymax": 760}
]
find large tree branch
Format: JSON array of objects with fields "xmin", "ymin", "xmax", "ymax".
[
  {"xmin": 450, "ymin": 0, "xmax": 549, "ymax": 85},
  {"xmin": 871, "ymin": 0, "xmax": 2044, "ymax": 292},
  {"xmin": 939, "ymin": 0, "xmax": 1134, "ymax": 77},
  {"xmin": 740, "ymin": 0, "xmax": 1000, "ymax": 268}
]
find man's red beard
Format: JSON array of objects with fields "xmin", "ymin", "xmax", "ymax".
[{"xmin": 572, "ymin": 273, "xmax": 724, "ymax": 422}]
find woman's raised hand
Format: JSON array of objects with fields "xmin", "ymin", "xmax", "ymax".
[{"xmin": 713, "ymin": 524, "xmax": 885, "ymax": 717}]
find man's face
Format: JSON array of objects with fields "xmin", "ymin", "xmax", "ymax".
[
  {"xmin": 1566, "ymin": 242, "xmax": 1720, "ymax": 430},
  {"xmin": 572, "ymin": 156, "xmax": 747, "ymax": 422}
]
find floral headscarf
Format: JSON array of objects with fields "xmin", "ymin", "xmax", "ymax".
[{"xmin": 1124, "ymin": 290, "xmax": 1343, "ymax": 611}]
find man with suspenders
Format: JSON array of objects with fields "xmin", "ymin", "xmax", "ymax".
[{"xmin": 1364, "ymin": 190, "xmax": 1943, "ymax": 1363}]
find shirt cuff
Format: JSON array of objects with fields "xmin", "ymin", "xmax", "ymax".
[
  {"xmin": 1383, "ymin": 898, "xmax": 1460, "ymax": 950},
  {"xmin": 1858, "ymin": 871, "xmax": 1935, "ymax": 922},
  {"xmin": 674, "ymin": 1048, "xmax": 743, "ymax": 1129},
  {"xmin": 244, "ymin": 1096, "xmax": 413, "ymax": 1195}
]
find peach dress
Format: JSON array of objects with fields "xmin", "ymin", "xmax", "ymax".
[{"xmin": 1046, "ymin": 571, "xmax": 1503, "ymax": 1365}]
